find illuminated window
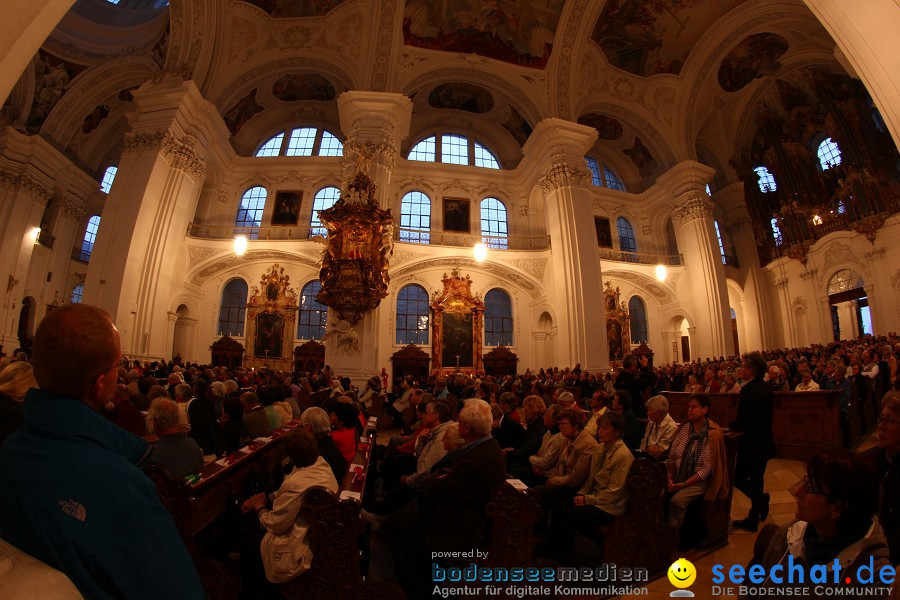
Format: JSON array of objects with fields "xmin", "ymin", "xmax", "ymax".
[
  {"xmin": 754, "ymin": 166, "xmax": 777, "ymax": 193},
  {"xmin": 604, "ymin": 165, "xmax": 625, "ymax": 191},
  {"xmin": 484, "ymin": 289, "xmax": 513, "ymax": 347},
  {"xmin": 628, "ymin": 296, "xmax": 648, "ymax": 344},
  {"xmin": 396, "ymin": 285, "xmax": 429, "ymax": 345},
  {"xmin": 771, "ymin": 217, "xmax": 783, "ymax": 246},
  {"xmin": 79, "ymin": 216, "xmax": 101, "ymax": 262},
  {"xmin": 408, "ymin": 136, "xmax": 436, "ymax": 162},
  {"xmin": 714, "ymin": 221, "xmax": 726, "ymax": 264},
  {"xmin": 616, "ymin": 217, "xmax": 637, "ymax": 253},
  {"xmin": 474, "ymin": 142, "xmax": 500, "ymax": 169},
  {"xmin": 217, "ymin": 279, "xmax": 248, "ymax": 337},
  {"xmin": 407, "ymin": 135, "xmax": 500, "ymax": 169},
  {"xmin": 297, "ymin": 281, "xmax": 327, "ymax": 340},
  {"xmin": 400, "ymin": 191, "xmax": 431, "ymax": 244},
  {"xmin": 254, "ymin": 128, "xmax": 342, "ymax": 157},
  {"xmin": 441, "ymin": 134, "xmax": 469, "ymax": 165},
  {"xmin": 480, "ymin": 197, "xmax": 508, "ymax": 250},
  {"xmin": 817, "ymin": 137, "xmax": 843, "ymax": 170},
  {"xmin": 70, "ymin": 283, "xmax": 84, "ymax": 304},
  {"xmin": 235, "ymin": 186, "xmax": 266, "ymax": 238},
  {"xmin": 308, "ymin": 186, "xmax": 340, "ymax": 237},
  {"xmin": 100, "ymin": 166, "xmax": 117, "ymax": 194},
  {"xmin": 584, "ymin": 156, "xmax": 626, "ymax": 191},
  {"xmin": 706, "ymin": 184, "xmax": 712, "ymax": 196}
]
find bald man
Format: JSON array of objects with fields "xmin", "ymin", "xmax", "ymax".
[{"xmin": 0, "ymin": 304, "xmax": 204, "ymax": 599}]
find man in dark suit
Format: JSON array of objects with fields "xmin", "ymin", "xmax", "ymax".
[
  {"xmin": 731, "ymin": 351, "xmax": 777, "ymax": 532},
  {"xmin": 494, "ymin": 392, "xmax": 524, "ymax": 450}
]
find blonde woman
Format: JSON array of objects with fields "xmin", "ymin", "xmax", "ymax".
[{"xmin": 0, "ymin": 362, "xmax": 37, "ymax": 447}]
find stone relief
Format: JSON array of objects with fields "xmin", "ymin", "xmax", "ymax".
[
  {"xmin": 822, "ymin": 242, "xmax": 860, "ymax": 274},
  {"xmin": 503, "ymin": 258, "xmax": 547, "ymax": 282},
  {"xmin": 187, "ymin": 246, "xmax": 219, "ymax": 268},
  {"xmin": 672, "ymin": 195, "xmax": 714, "ymax": 225}
]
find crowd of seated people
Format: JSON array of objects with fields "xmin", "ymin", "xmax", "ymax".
[{"xmin": 1, "ymin": 325, "xmax": 898, "ymax": 599}]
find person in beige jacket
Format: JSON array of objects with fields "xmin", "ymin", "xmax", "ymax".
[
  {"xmin": 548, "ymin": 411, "xmax": 634, "ymax": 560},
  {"xmin": 536, "ymin": 408, "xmax": 598, "ymax": 508}
]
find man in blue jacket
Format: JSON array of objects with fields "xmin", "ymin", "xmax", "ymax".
[{"xmin": 0, "ymin": 303, "xmax": 204, "ymax": 599}]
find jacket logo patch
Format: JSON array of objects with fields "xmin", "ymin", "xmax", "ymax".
[{"xmin": 59, "ymin": 499, "xmax": 86, "ymax": 522}]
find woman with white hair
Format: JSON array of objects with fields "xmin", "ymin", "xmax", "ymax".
[
  {"xmin": 300, "ymin": 407, "xmax": 347, "ymax": 482},
  {"xmin": 0, "ymin": 362, "xmax": 37, "ymax": 447},
  {"xmin": 639, "ymin": 395, "xmax": 678, "ymax": 459}
]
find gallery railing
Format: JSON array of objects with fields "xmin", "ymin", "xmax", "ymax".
[
  {"xmin": 597, "ymin": 248, "xmax": 684, "ymax": 266},
  {"xmin": 187, "ymin": 223, "xmax": 551, "ymax": 250}
]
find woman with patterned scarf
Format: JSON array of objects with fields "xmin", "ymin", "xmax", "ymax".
[{"xmin": 666, "ymin": 393, "xmax": 728, "ymax": 528}]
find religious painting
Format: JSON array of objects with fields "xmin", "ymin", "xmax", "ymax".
[
  {"xmin": 623, "ymin": 137, "xmax": 659, "ymax": 179},
  {"xmin": 501, "ymin": 105, "xmax": 534, "ymax": 147},
  {"xmin": 443, "ymin": 198, "xmax": 470, "ymax": 233},
  {"xmin": 243, "ymin": 0, "xmax": 348, "ymax": 18},
  {"xmin": 428, "ymin": 83, "xmax": 494, "ymax": 113},
  {"xmin": 607, "ymin": 319, "xmax": 624, "ymax": 361},
  {"xmin": 441, "ymin": 312, "xmax": 474, "ymax": 369},
  {"xmin": 254, "ymin": 312, "xmax": 284, "ymax": 358},
  {"xmin": 594, "ymin": 217, "xmax": 612, "ymax": 248},
  {"xmin": 271, "ymin": 191, "xmax": 302, "ymax": 226},
  {"xmin": 717, "ymin": 33, "xmax": 789, "ymax": 92},
  {"xmin": 272, "ymin": 73, "xmax": 336, "ymax": 102},
  {"xmin": 591, "ymin": 0, "xmax": 750, "ymax": 77},
  {"xmin": 222, "ymin": 88, "xmax": 264, "ymax": 137},
  {"xmin": 403, "ymin": 0, "xmax": 567, "ymax": 69}
]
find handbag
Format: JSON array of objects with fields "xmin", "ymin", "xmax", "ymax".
[{"xmin": 260, "ymin": 523, "xmax": 313, "ymax": 583}]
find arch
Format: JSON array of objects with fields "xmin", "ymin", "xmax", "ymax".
[
  {"xmin": 172, "ymin": 303, "xmax": 193, "ymax": 362},
  {"xmin": 827, "ymin": 269, "xmax": 865, "ymax": 295},
  {"xmin": 217, "ymin": 278, "xmax": 248, "ymax": 337},
  {"xmin": 628, "ymin": 296, "xmax": 648, "ymax": 344},
  {"xmin": 100, "ymin": 165, "xmax": 117, "ymax": 194},
  {"xmin": 308, "ymin": 186, "xmax": 340, "ymax": 237},
  {"xmin": 484, "ymin": 288, "xmax": 513, "ymax": 347},
  {"xmin": 395, "ymin": 284, "xmax": 429, "ymax": 346},
  {"xmin": 297, "ymin": 280, "xmax": 327, "ymax": 341},
  {"xmin": 536, "ymin": 310, "xmax": 556, "ymax": 369}
]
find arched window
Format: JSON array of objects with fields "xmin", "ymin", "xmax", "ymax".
[
  {"xmin": 480, "ymin": 197, "xmax": 508, "ymax": 250},
  {"xmin": 297, "ymin": 281, "xmax": 327, "ymax": 340},
  {"xmin": 714, "ymin": 220, "xmax": 726, "ymax": 264},
  {"xmin": 308, "ymin": 186, "xmax": 341, "ymax": 237},
  {"xmin": 616, "ymin": 217, "xmax": 637, "ymax": 254},
  {"xmin": 407, "ymin": 134, "xmax": 500, "ymax": 169},
  {"xmin": 254, "ymin": 127, "xmax": 343, "ymax": 157},
  {"xmin": 70, "ymin": 283, "xmax": 84, "ymax": 304},
  {"xmin": 753, "ymin": 166, "xmax": 777, "ymax": 193},
  {"xmin": 603, "ymin": 165, "xmax": 625, "ymax": 191},
  {"xmin": 396, "ymin": 285, "xmax": 429, "ymax": 345},
  {"xmin": 770, "ymin": 217, "xmax": 783, "ymax": 246},
  {"xmin": 400, "ymin": 191, "xmax": 431, "ymax": 244},
  {"xmin": 585, "ymin": 157, "xmax": 603, "ymax": 186},
  {"xmin": 235, "ymin": 186, "xmax": 266, "ymax": 238},
  {"xmin": 484, "ymin": 289, "xmax": 513, "ymax": 347},
  {"xmin": 817, "ymin": 137, "xmax": 842, "ymax": 170},
  {"xmin": 706, "ymin": 183, "xmax": 712, "ymax": 196},
  {"xmin": 217, "ymin": 279, "xmax": 248, "ymax": 337},
  {"xmin": 100, "ymin": 166, "xmax": 117, "ymax": 194},
  {"xmin": 628, "ymin": 296, "xmax": 648, "ymax": 344},
  {"xmin": 79, "ymin": 215, "xmax": 101, "ymax": 262}
]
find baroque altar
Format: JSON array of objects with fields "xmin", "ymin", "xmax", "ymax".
[
  {"xmin": 431, "ymin": 269, "xmax": 484, "ymax": 374},
  {"xmin": 604, "ymin": 281, "xmax": 631, "ymax": 364},
  {"xmin": 244, "ymin": 264, "xmax": 298, "ymax": 371}
]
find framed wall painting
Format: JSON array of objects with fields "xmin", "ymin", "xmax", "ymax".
[
  {"xmin": 594, "ymin": 216, "xmax": 612, "ymax": 248},
  {"xmin": 271, "ymin": 190, "xmax": 302, "ymax": 226},
  {"xmin": 443, "ymin": 197, "xmax": 470, "ymax": 233}
]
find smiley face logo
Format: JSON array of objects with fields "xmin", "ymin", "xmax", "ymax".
[{"xmin": 668, "ymin": 558, "xmax": 697, "ymax": 589}]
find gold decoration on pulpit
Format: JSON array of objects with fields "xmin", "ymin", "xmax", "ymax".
[
  {"xmin": 244, "ymin": 264, "xmax": 298, "ymax": 371},
  {"xmin": 604, "ymin": 281, "xmax": 631, "ymax": 363},
  {"xmin": 431, "ymin": 269, "xmax": 484, "ymax": 374},
  {"xmin": 317, "ymin": 166, "xmax": 394, "ymax": 336}
]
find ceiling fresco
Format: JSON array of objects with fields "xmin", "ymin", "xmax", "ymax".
[
  {"xmin": 577, "ymin": 113, "xmax": 624, "ymax": 141},
  {"xmin": 272, "ymin": 74, "xmax": 336, "ymax": 102},
  {"xmin": 403, "ymin": 0, "xmax": 567, "ymax": 69},
  {"xmin": 427, "ymin": 83, "xmax": 494, "ymax": 113},
  {"xmin": 717, "ymin": 33, "xmax": 788, "ymax": 92},
  {"xmin": 240, "ymin": 0, "xmax": 350, "ymax": 18},
  {"xmin": 592, "ymin": 0, "xmax": 750, "ymax": 77}
]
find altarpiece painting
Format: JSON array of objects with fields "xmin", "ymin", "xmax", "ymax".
[{"xmin": 431, "ymin": 269, "xmax": 484, "ymax": 374}]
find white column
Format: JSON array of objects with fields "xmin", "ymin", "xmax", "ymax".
[
  {"xmin": 524, "ymin": 118, "xmax": 606, "ymax": 371},
  {"xmin": 658, "ymin": 162, "xmax": 732, "ymax": 359},
  {"xmin": 325, "ymin": 91, "xmax": 412, "ymax": 385},
  {"xmin": 84, "ymin": 77, "xmax": 228, "ymax": 360}
]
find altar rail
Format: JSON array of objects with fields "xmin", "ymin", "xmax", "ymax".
[{"xmin": 663, "ymin": 390, "xmax": 848, "ymax": 460}]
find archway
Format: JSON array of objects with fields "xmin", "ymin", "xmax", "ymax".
[
  {"xmin": 172, "ymin": 304, "xmax": 192, "ymax": 361},
  {"xmin": 668, "ymin": 315, "xmax": 692, "ymax": 364},
  {"xmin": 535, "ymin": 311, "xmax": 556, "ymax": 369},
  {"xmin": 826, "ymin": 269, "xmax": 869, "ymax": 341}
]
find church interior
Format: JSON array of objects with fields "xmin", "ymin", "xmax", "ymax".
[{"xmin": 1, "ymin": 1, "xmax": 899, "ymax": 597}]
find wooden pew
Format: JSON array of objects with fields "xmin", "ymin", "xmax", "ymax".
[{"xmin": 664, "ymin": 391, "xmax": 845, "ymax": 459}]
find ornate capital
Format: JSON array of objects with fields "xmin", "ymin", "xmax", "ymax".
[
  {"xmin": 123, "ymin": 131, "xmax": 206, "ymax": 178},
  {"xmin": 538, "ymin": 155, "xmax": 590, "ymax": 196},
  {"xmin": 343, "ymin": 140, "xmax": 397, "ymax": 174},
  {"xmin": 672, "ymin": 193, "xmax": 714, "ymax": 225},
  {"xmin": 60, "ymin": 193, "xmax": 87, "ymax": 222},
  {"xmin": 0, "ymin": 172, "xmax": 52, "ymax": 204}
]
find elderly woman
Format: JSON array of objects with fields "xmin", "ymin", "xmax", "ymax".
[
  {"xmin": 747, "ymin": 451, "xmax": 890, "ymax": 598},
  {"xmin": 639, "ymin": 394, "xmax": 678, "ymax": 459},
  {"xmin": 535, "ymin": 408, "xmax": 598, "ymax": 507},
  {"xmin": 513, "ymin": 404, "xmax": 565, "ymax": 487},
  {"xmin": 242, "ymin": 428, "xmax": 339, "ymax": 584},
  {"xmin": 722, "ymin": 373, "xmax": 742, "ymax": 394},
  {"xmin": 684, "ymin": 374, "xmax": 703, "ymax": 394},
  {"xmin": 300, "ymin": 406, "xmax": 347, "ymax": 483},
  {"xmin": 549, "ymin": 411, "xmax": 634, "ymax": 561},
  {"xmin": 147, "ymin": 397, "xmax": 204, "ymax": 478},
  {"xmin": 666, "ymin": 394, "xmax": 728, "ymax": 528},
  {"xmin": 0, "ymin": 362, "xmax": 36, "ymax": 447}
]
